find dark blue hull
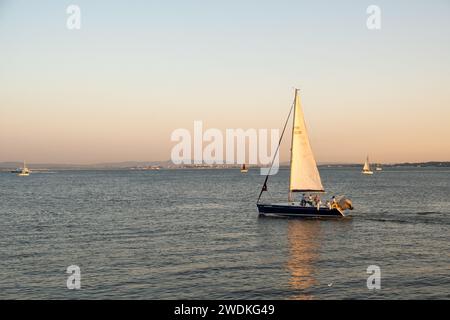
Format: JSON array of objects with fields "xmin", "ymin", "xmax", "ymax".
[{"xmin": 257, "ymin": 203, "xmax": 344, "ymax": 218}]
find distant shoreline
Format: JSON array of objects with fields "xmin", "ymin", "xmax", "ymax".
[{"xmin": 0, "ymin": 161, "xmax": 449, "ymax": 171}]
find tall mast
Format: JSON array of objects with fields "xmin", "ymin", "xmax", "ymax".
[{"xmin": 288, "ymin": 89, "xmax": 298, "ymax": 202}]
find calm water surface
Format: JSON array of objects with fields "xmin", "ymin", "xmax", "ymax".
[{"xmin": 0, "ymin": 167, "xmax": 449, "ymax": 299}]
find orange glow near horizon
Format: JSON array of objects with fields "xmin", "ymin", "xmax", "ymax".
[{"xmin": 1, "ymin": 1, "xmax": 449, "ymax": 164}]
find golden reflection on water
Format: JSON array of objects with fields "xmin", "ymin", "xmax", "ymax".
[{"xmin": 286, "ymin": 220, "xmax": 322, "ymax": 300}]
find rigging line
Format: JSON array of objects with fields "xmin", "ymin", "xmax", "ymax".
[{"xmin": 257, "ymin": 96, "xmax": 296, "ymax": 204}]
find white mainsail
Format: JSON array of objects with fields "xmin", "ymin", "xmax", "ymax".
[
  {"xmin": 363, "ymin": 156, "xmax": 371, "ymax": 171},
  {"xmin": 289, "ymin": 90, "xmax": 324, "ymax": 198}
]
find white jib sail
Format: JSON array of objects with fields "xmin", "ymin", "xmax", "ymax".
[{"xmin": 289, "ymin": 90, "xmax": 324, "ymax": 193}]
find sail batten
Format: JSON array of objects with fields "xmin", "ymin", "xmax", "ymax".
[{"xmin": 288, "ymin": 90, "xmax": 324, "ymax": 197}]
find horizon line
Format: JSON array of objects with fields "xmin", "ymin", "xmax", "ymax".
[{"xmin": 1, "ymin": 160, "xmax": 449, "ymax": 167}]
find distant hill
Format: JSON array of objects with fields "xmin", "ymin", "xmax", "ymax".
[
  {"xmin": 0, "ymin": 161, "xmax": 171, "ymax": 171},
  {"xmin": 390, "ymin": 161, "xmax": 450, "ymax": 167},
  {"xmin": 319, "ymin": 161, "xmax": 450, "ymax": 168}
]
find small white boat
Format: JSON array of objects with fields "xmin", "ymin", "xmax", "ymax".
[
  {"xmin": 240, "ymin": 164, "xmax": 248, "ymax": 173},
  {"xmin": 17, "ymin": 161, "xmax": 30, "ymax": 176},
  {"xmin": 362, "ymin": 156, "xmax": 373, "ymax": 175}
]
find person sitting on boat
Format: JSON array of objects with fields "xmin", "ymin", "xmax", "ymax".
[
  {"xmin": 314, "ymin": 195, "xmax": 322, "ymax": 210},
  {"xmin": 313, "ymin": 195, "xmax": 320, "ymax": 205},
  {"xmin": 330, "ymin": 196, "xmax": 338, "ymax": 209},
  {"xmin": 306, "ymin": 194, "xmax": 313, "ymax": 206},
  {"xmin": 300, "ymin": 194, "xmax": 307, "ymax": 206}
]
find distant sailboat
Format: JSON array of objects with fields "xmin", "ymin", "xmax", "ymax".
[
  {"xmin": 17, "ymin": 161, "xmax": 30, "ymax": 176},
  {"xmin": 376, "ymin": 164, "xmax": 382, "ymax": 171},
  {"xmin": 256, "ymin": 89, "xmax": 353, "ymax": 218},
  {"xmin": 240, "ymin": 163, "xmax": 248, "ymax": 173},
  {"xmin": 362, "ymin": 156, "xmax": 373, "ymax": 175}
]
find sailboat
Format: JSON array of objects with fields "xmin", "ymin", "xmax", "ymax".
[
  {"xmin": 362, "ymin": 156, "xmax": 373, "ymax": 175},
  {"xmin": 256, "ymin": 89, "xmax": 353, "ymax": 218},
  {"xmin": 375, "ymin": 164, "xmax": 382, "ymax": 171},
  {"xmin": 240, "ymin": 163, "xmax": 248, "ymax": 173},
  {"xmin": 17, "ymin": 161, "xmax": 30, "ymax": 176}
]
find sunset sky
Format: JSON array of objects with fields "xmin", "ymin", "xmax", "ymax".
[{"xmin": 1, "ymin": 0, "xmax": 449, "ymax": 164}]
